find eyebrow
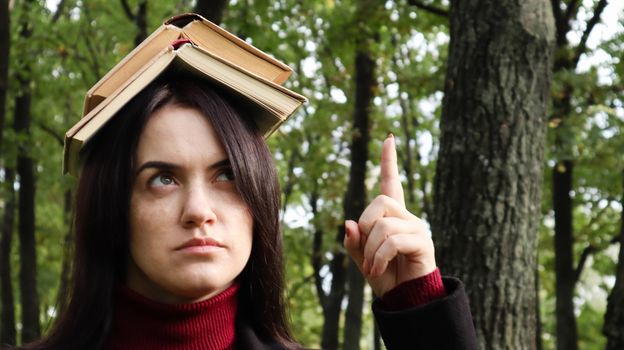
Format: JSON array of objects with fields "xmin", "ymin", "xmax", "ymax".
[{"xmin": 135, "ymin": 159, "xmax": 231, "ymax": 176}]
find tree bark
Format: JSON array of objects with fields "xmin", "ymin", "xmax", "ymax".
[
  {"xmin": 432, "ymin": 1, "xmax": 554, "ymax": 349},
  {"xmin": 603, "ymin": 171, "xmax": 624, "ymax": 350},
  {"xmin": 194, "ymin": 0, "xmax": 229, "ymax": 24},
  {"xmin": 14, "ymin": 1, "xmax": 40, "ymax": 342}
]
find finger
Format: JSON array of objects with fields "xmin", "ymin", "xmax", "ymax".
[
  {"xmin": 380, "ymin": 134, "xmax": 405, "ymax": 206},
  {"xmin": 369, "ymin": 233, "xmax": 434, "ymax": 278},
  {"xmin": 358, "ymin": 194, "xmax": 413, "ymax": 237},
  {"xmin": 343, "ymin": 220, "xmax": 366, "ymax": 274},
  {"xmin": 363, "ymin": 217, "xmax": 425, "ymax": 268}
]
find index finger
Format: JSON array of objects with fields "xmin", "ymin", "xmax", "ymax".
[{"xmin": 380, "ymin": 134, "xmax": 405, "ymax": 206}]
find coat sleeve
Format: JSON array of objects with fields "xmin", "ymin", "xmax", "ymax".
[{"xmin": 372, "ymin": 277, "xmax": 478, "ymax": 350}]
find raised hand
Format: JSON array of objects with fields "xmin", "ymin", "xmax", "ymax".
[{"xmin": 343, "ymin": 134, "xmax": 437, "ymax": 297}]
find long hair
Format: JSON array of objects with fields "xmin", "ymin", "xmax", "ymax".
[{"xmin": 23, "ymin": 73, "xmax": 296, "ymax": 349}]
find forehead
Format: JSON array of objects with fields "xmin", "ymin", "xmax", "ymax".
[{"xmin": 136, "ymin": 104, "xmax": 226, "ymax": 163}]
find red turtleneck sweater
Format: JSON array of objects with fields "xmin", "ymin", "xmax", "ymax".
[
  {"xmin": 106, "ymin": 283, "xmax": 239, "ymax": 350},
  {"xmin": 106, "ymin": 269, "xmax": 445, "ymax": 349}
]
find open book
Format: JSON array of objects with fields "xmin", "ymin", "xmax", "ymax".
[
  {"xmin": 82, "ymin": 13, "xmax": 294, "ymax": 116},
  {"xmin": 64, "ymin": 29, "xmax": 306, "ymax": 175}
]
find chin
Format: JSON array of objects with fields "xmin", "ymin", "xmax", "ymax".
[{"xmin": 172, "ymin": 279, "xmax": 233, "ymax": 302}]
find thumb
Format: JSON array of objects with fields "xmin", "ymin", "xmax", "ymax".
[{"xmin": 344, "ymin": 220, "xmax": 365, "ymax": 273}]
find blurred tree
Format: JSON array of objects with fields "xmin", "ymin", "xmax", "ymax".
[
  {"xmin": 549, "ymin": 1, "xmax": 608, "ymax": 349},
  {"xmin": 121, "ymin": 0, "xmax": 148, "ymax": 46},
  {"xmin": 194, "ymin": 0, "xmax": 229, "ymax": 24},
  {"xmin": 341, "ymin": 1, "xmax": 383, "ymax": 348},
  {"xmin": 603, "ymin": 172, "xmax": 624, "ymax": 349},
  {"xmin": 432, "ymin": 1, "xmax": 555, "ymax": 349},
  {"xmin": 13, "ymin": 0, "xmax": 41, "ymax": 343},
  {"xmin": 0, "ymin": 0, "xmax": 17, "ymax": 345}
]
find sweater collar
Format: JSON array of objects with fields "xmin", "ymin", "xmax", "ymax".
[{"xmin": 107, "ymin": 283, "xmax": 239, "ymax": 350}]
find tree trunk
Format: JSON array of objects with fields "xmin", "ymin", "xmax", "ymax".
[
  {"xmin": 14, "ymin": 1, "xmax": 40, "ymax": 342},
  {"xmin": 120, "ymin": 0, "xmax": 148, "ymax": 46},
  {"xmin": 432, "ymin": 1, "xmax": 554, "ymax": 349},
  {"xmin": 343, "ymin": 50, "xmax": 375, "ymax": 350},
  {"xmin": 1, "ymin": 169, "xmax": 16, "ymax": 346},
  {"xmin": 133, "ymin": 0, "xmax": 147, "ymax": 46},
  {"xmin": 0, "ymin": 0, "xmax": 16, "ymax": 344},
  {"xmin": 56, "ymin": 189, "xmax": 73, "ymax": 312},
  {"xmin": 548, "ymin": 1, "xmax": 608, "ymax": 348},
  {"xmin": 535, "ymin": 264, "xmax": 543, "ymax": 350},
  {"xmin": 0, "ymin": 0, "xmax": 9, "ymax": 148},
  {"xmin": 321, "ymin": 234, "xmax": 346, "ymax": 350},
  {"xmin": 194, "ymin": 0, "xmax": 229, "ymax": 24},
  {"xmin": 15, "ymin": 81, "xmax": 40, "ymax": 344},
  {"xmin": 603, "ymin": 171, "xmax": 624, "ymax": 350},
  {"xmin": 373, "ymin": 323, "xmax": 381, "ymax": 350},
  {"xmin": 322, "ymin": 1, "xmax": 379, "ymax": 348},
  {"xmin": 553, "ymin": 160, "xmax": 577, "ymax": 350}
]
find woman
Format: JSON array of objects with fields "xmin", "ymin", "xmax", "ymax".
[
  {"xmin": 16, "ymin": 23, "xmax": 476, "ymax": 350},
  {"xmin": 14, "ymin": 73, "xmax": 475, "ymax": 350}
]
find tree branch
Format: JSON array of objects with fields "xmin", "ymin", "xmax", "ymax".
[
  {"xmin": 578, "ymin": 198, "xmax": 615, "ymax": 237},
  {"xmin": 288, "ymin": 273, "xmax": 316, "ymax": 300},
  {"xmin": 281, "ymin": 148, "xmax": 300, "ymax": 215},
  {"xmin": 574, "ymin": 234, "xmax": 620, "ymax": 284},
  {"xmin": 35, "ymin": 121, "xmax": 63, "ymax": 146},
  {"xmin": 406, "ymin": 0, "xmax": 449, "ymax": 18},
  {"xmin": 309, "ymin": 184, "xmax": 328, "ymax": 309},
  {"xmin": 572, "ymin": 0, "xmax": 608, "ymax": 66},
  {"xmin": 551, "ymin": 0, "xmax": 563, "ymax": 25},
  {"xmin": 50, "ymin": 0, "xmax": 66, "ymax": 23},
  {"xmin": 119, "ymin": 0, "xmax": 135, "ymax": 21},
  {"xmin": 563, "ymin": 0, "xmax": 581, "ymax": 23}
]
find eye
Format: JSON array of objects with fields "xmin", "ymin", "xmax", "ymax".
[
  {"xmin": 148, "ymin": 173, "xmax": 177, "ymax": 187},
  {"xmin": 215, "ymin": 168, "xmax": 235, "ymax": 182}
]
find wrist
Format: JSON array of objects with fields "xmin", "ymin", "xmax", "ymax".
[{"xmin": 380, "ymin": 268, "xmax": 446, "ymax": 310}]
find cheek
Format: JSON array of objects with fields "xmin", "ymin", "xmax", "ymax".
[
  {"xmin": 128, "ymin": 198, "xmax": 174, "ymax": 261},
  {"xmin": 228, "ymin": 203, "xmax": 254, "ymax": 259}
]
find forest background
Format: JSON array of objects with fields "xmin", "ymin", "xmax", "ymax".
[{"xmin": 0, "ymin": 0, "xmax": 623, "ymax": 349}]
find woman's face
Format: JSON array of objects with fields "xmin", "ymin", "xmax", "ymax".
[{"xmin": 126, "ymin": 104, "xmax": 253, "ymax": 304}]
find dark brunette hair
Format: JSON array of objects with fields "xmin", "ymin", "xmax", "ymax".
[{"xmin": 23, "ymin": 73, "xmax": 297, "ymax": 349}]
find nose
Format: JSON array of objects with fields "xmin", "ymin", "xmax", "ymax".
[{"xmin": 180, "ymin": 186, "xmax": 217, "ymax": 228}]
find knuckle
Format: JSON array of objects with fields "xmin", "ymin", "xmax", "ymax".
[
  {"xmin": 386, "ymin": 234, "xmax": 401, "ymax": 247},
  {"xmin": 374, "ymin": 250, "xmax": 386, "ymax": 262},
  {"xmin": 376, "ymin": 194, "xmax": 391, "ymax": 206},
  {"xmin": 375, "ymin": 218, "xmax": 391, "ymax": 234},
  {"xmin": 358, "ymin": 218, "xmax": 372, "ymax": 234}
]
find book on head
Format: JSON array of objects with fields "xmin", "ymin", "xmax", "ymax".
[
  {"xmin": 82, "ymin": 13, "xmax": 294, "ymax": 116},
  {"xmin": 63, "ymin": 14, "xmax": 306, "ymax": 176}
]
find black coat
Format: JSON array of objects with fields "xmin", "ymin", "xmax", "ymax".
[{"xmin": 237, "ymin": 277, "xmax": 477, "ymax": 350}]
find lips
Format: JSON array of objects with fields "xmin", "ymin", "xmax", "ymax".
[{"xmin": 175, "ymin": 237, "xmax": 223, "ymax": 251}]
